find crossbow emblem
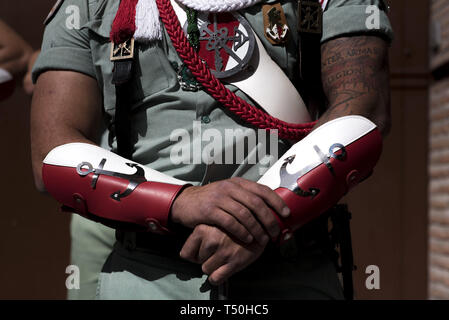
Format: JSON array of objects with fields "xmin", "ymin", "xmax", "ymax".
[
  {"xmin": 197, "ymin": 12, "xmax": 255, "ymax": 78},
  {"xmin": 110, "ymin": 38, "xmax": 135, "ymax": 61},
  {"xmin": 76, "ymin": 158, "xmax": 147, "ymax": 201}
]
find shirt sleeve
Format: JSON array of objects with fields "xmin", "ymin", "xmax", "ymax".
[
  {"xmin": 322, "ymin": 0, "xmax": 394, "ymax": 43},
  {"xmin": 32, "ymin": 0, "xmax": 96, "ymax": 83}
]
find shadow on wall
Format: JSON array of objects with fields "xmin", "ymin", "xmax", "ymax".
[{"xmin": 0, "ymin": 0, "xmax": 71, "ymax": 299}]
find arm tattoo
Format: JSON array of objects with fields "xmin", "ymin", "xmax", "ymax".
[{"xmin": 316, "ymin": 36, "xmax": 391, "ymax": 134}]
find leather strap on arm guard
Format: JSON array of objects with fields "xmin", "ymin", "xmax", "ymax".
[
  {"xmin": 258, "ymin": 116, "xmax": 383, "ymax": 242},
  {"xmin": 42, "ymin": 143, "xmax": 191, "ymax": 234}
]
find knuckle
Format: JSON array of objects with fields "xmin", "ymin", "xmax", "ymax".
[
  {"xmin": 221, "ymin": 215, "xmax": 234, "ymax": 228},
  {"xmin": 219, "ymin": 180, "xmax": 233, "ymax": 190},
  {"xmin": 231, "ymin": 258, "xmax": 242, "ymax": 270},
  {"xmin": 201, "ymin": 202, "xmax": 214, "ymax": 215},
  {"xmin": 204, "ymin": 239, "xmax": 219, "ymax": 252},
  {"xmin": 202, "ymin": 264, "xmax": 211, "ymax": 275},
  {"xmin": 238, "ymin": 207, "xmax": 251, "ymax": 218},
  {"xmin": 262, "ymin": 187, "xmax": 282, "ymax": 205},
  {"xmin": 196, "ymin": 224, "xmax": 208, "ymax": 234},
  {"xmin": 274, "ymin": 195, "xmax": 286, "ymax": 208},
  {"xmin": 211, "ymin": 208, "xmax": 223, "ymax": 220},
  {"xmin": 247, "ymin": 216, "xmax": 261, "ymax": 232},
  {"xmin": 221, "ymin": 250, "xmax": 232, "ymax": 261},
  {"xmin": 257, "ymin": 183, "xmax": 271, "ymax": 194},
  {"xmin": 250, "ymin": 196, "xmax": 263, "ymax": 208},
  {"xmin": 230, "ymin": 177, "xmax": 243, "ymax": 183},
  {"xmin": 209, "ymin": 190, "xmax": 221, "ymax": 202}
]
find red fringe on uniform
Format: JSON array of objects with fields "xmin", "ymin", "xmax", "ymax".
[{"xmin": 110, "ymin": 0, "xmax": 139, "ymax": 44}]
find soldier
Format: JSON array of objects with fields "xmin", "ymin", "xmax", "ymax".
[{"xmin": 31, "ymin": 0, "xmax": 393, "ymax": 299}]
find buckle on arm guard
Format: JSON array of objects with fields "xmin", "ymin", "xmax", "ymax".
[
  {"xmin": 42, "ymin": 143, "xmax": 190, "ymax": 234},
  {"xmin": 258, "ymin": 116, "xmax": 383, "ymax": 243}
]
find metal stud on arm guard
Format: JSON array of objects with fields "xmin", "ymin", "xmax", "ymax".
[
  {"xmin": 42, "ymin": 143, "xmax": 191, "ymax": 234},
  {"xmin": 258, "ymin": 116, "xmax": 383, "ymax": 242}
]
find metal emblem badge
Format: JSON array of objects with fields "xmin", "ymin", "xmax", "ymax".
[
  {"xmin": 110, "ymin": 38, "xmax": 135, "ymax": 61},
  {"xmin": 278, "ymin": 143, "xmax": 347, "ymax": 199},
  {"xmin": 185, "ymin": 12, "xmax": 255, "ymax": 79},
  {"xmin": 175, "ymin": 63, "xmax": 202, "ymax": 92},
  {"xmin": 279, "ymin": 155, "xmax": 320, "ymax": 199},
  {"xmin": 263, "ymin": 3, "xmax": 290, "ymax": 45},
  {"xmin": 298, "ymin": 0, "xmax": 323, "ymax": 34},
  {"xmin": 76, "ymin": 158, "xmax": 147, "ymax": 201}
]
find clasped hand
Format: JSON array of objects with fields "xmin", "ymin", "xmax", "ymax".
[{"xmin": 170, "ymin": 177, "xmax": 290, "ymax": 284}]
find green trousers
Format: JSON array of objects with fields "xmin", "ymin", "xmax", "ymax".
[
  {"xmin": 96, "ymin": 232, "xmax": 344, "ymax": 300},
  {"xmin": 68, "ymin": 214, "xmax": 344, "ymax": 300},
  {"xmin": 68, "ymin": 214, "xmax": 115, "ymax": 300}
]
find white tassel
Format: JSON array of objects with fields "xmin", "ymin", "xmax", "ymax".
[
  {"xmin": 134, "ymin": 0, "xmax": 162, "ymax": 42},
  {"xmin": 132, "ymin": 0, "xmax": 271, "ymax": 43},
  {"xmin": 177, "ymin": 0, "xmax": 261, "ymax": 12}
]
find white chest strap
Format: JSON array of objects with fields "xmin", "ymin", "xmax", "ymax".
[{"xmin": 170, "ymin": 0, "xmax": 312, "ymax": 124}]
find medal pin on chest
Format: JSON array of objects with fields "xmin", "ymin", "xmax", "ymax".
[
  {"xmin": 183, "ymin": 12, "xmax": 256, "ymax": 79},
  {"xmin": 263, "ymin": 3, "xmax": 290, "ymax": 45}
]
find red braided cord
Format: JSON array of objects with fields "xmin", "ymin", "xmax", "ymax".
[
  {"xmin": 110, "ymin": 0, "xmax": 139, "ymax": 44},
  {"xmin": 156, "ymin": 0, "xmax": 317, "ymax": 141}
]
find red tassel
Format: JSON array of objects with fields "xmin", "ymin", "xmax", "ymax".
[{"xmin": 110, "ymin": 0, "xmax": 139, "ymax": 44}]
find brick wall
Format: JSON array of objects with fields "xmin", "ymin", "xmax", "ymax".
[
  {"xmin": 430, "ymin": 79, "xmax": 449, "ymax": 299},
  {"xmin": 429, "ymin": 0, "xmax": 449, "ymax": 300},
  {"xmin": 430, "ymin": 0, "xmax": 449, "ymax": 70}
]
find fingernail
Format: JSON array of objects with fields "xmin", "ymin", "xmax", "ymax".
[
  {"xmin": 282, "ymin": 207, "xmax": 291, "ymax": 217},
  {"xmin": 246, "ymin": 234, "xmax": 253, "ymax": 243}
]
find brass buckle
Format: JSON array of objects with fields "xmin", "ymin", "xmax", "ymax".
[
  {"xmin": 298, "ymin": 1, "xmax": 323, "ymax": 34},
  {"xmin": 110, "ymin": 38, "xmax": 135, "ymax": 61}
]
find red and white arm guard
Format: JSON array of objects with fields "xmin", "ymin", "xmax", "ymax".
[
  {"xmin": 42, "ymin": 143, "xmax": 191, "ymax": 234},
  {"xmin": 0, "ymin": 68, "xmax": 15, "ymax": 102},
  {"xmin": 258, "ymin": 115, "xmax": 383, "ymax": 242}
]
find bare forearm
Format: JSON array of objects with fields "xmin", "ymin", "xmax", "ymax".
[{"xmin": 315, "ymin": 35, "xmax": 391, "ymax": 136}]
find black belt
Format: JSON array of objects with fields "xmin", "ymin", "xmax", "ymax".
[{"xmin": 115, "ymin": 213, "xmax": 332, "ymax": 260}]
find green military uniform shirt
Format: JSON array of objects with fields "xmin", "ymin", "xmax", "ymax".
[{"xmin": 33, "ymin": 0, "xmax": 393, "ymax": 299}]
